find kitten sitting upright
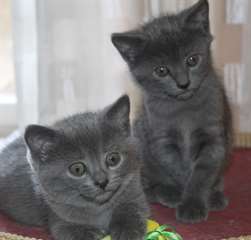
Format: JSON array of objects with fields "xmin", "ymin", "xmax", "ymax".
[
  {"xmin": 0, "ymin": 95, "xmax": 149, "ymax": 240},
  {"xmin": 112, "ymin": 0, "xmax": 232, "ymax": 223}
]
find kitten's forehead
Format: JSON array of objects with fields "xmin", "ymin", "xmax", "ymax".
[
  {"xmin": 143, "ymin": 15, "xmax": 181, "ymax": 39},
  {"xmin": 140, "ymin": 19, "xmax": 209, "ymax": 60},
  {"xmin": 54, "ymin": 112, "xmax": 103, "ymax": 152},
  {"xmin": 143, "ymin": 15, "xmax": 209, "ymax": 50},
  {"xmin": 53, "ymin": 112, "xmax": 123, "ymax": 156}
]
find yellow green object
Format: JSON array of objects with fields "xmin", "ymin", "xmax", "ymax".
[{"xmin": 101, "ymin": 220, "xmax": 182, "ymax": 240}]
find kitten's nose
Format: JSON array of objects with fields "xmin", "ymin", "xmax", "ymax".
[
  {"xmin": 95, "ymin": 179, "xmax": 109, "ymax": 190},
  {"xmin": 177, "ymin": 81, "xmax": 190, "ymax": 90}
]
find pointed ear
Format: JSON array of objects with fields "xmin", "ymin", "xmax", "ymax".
[
  {"xmin": 24, "ymin": 125, "xmax": 59, "ymax": 162},
  {"xmin": 182, "ymin": 0, "xmax": 210, "ymax": 32},
  {"xmin": 105, "ymin": 95, "xmax": 130, "ymax": 135},
  {"xmin": 111, "ymin": 32, "xmax": 147, "ymax": 63}
]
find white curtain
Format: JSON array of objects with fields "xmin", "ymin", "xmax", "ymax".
[
  {"xmin": 12, "ymin": 0, "xmax": 251, "ymax": 146},
  {"xmin": 222, "ymin": 0, "xmax": 251, "ymax": 146},
  {"xmin": 36, "ymin": 0, "xmax": 147, "ymax": 124},
  {"xmin": 13, "ymin": 0, "xmax": 196, "ymax": 128},
  {"xmin": 241, "ymin": 1, "xmax": 251, "ymax": 134}
]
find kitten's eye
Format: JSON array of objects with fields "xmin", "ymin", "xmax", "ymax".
[
  {"xmin": 69, "ymin": 162, "xmax": 86, "ymax": 177},
  {"xmin": 186, "ymin": 55, "xmax": 201, "ymax": 68},
  {"xmin": 106, "ymin": 152, "xmax": 122, "ymax": 169},
  {"xmin": 154, "ymin": 66, "xmax": 170, "ymax": 78}
]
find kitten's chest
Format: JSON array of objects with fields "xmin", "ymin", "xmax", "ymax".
[
  {"xmin": 83, "ymin": 208, "xmax": 112, "ymax": 231},
  {"xmin": 50, "ymin": 202, "xmax": 113, "ymax": 232},
  {"xmin": 148, "ymin": 95, "xmax": 218, "ymax": 138},
  {"xmin": 152, "ymin": 116, "xmax": 209, "ymax": 147},
  {"xmin": 148, "ymin": 124, "xmax": 208, "ymax": 186},
  {"xmin": 149, "ymin": 107, "xmax": 212, "ymax": 163},
  {"xmin": 147, "ymin": 90, "xmax": 219, "ymax": 127}
]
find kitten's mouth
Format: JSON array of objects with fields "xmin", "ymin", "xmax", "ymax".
[
  {"xmin": 176, "ymin": 90, "xmax": 195, "ymax": 100},
  {"xmin": 95, "ymin": 185, "xmax": 121, "ymax": 204},
  {"xmin": 79, "ymin": 185, "xmax": 121, "ymax": 205}
]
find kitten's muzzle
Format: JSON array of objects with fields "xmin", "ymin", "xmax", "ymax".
[
  {"xmin": 94, "ymin": 179, "xmax": 109, "ymax": 190},
  {"xmin": 177, "ymin": 81, "xmax": 190, "ymax": 90},
  {"xmin": 176, "ymin": 90, "xmax": 195, "ymax": 100}
]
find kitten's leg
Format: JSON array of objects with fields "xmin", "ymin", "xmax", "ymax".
[
  {"xmin": 144, "ymin": 186, "xmax": 158, "ymax": 203},
  {"xmin": 209, "ymin": 191, "xmax": 228, "ymax": 211},
  {"xmin": 177, "ymin": 135, "xmax": 226, "ymax": 223},
  {"xmin": 146, "ymin": 140, "xmax": 183, "ymax": 208},
  {"xmin": 153, "ymin": 184, "xmax": 182, "ymax": 208},
  {"xmin": 50, "ymin": 221, "xmax": 104, "ymax": 240},
  {"xmin": 141, "ymin": 175, "xmax": 158, "ymax": 203},
  {"xmin": 142, "ymin": 175, "xmax": 182, "ymax": 207},
  {"xmin": 209, "ymin": 178, "xmax": 228, "ymax": 211},
  {"xmin": 110, "ymin": 202, "xmax": 148, "ymax": 240}
]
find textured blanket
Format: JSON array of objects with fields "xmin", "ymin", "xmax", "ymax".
[{"xmin": 0, "ymin": 232, "xmax": 251, "ymax": 240}]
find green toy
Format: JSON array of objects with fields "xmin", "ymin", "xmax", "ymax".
[{"xmin": 102, "ymin": 220, "xmax": 183, "ymax": 240}]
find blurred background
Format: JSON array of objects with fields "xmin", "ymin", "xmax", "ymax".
[{"xmin": 0, "ymin": 0, "xmax": 250, "ymax": 147}]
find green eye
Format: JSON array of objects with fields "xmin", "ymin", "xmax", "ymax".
[
  {"xmin": 154, "ymin": 66, "xmax": 170, "ymax": 78},
  {"xmin": 69, "ymin": 162, "xmax": 86, "ymax": 177},
  {"xmin": 106, "ymin": 152, "xmax": 122, "ymax": 169}
]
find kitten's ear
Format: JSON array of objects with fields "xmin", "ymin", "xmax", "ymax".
[
  {"xmin": 111, "ymin": 32, "xmax": 147, "ymax": 63},
  {"xmin": 105, "ymin": 95, "xmax": 130, "ymax": 135},
  {"xmin": 24, "ymin": 125, "xmax": 59, "ymax": 162},
  {"xmin": 182, "ymin": 0, "xmax": 210, "ymax": 32}
]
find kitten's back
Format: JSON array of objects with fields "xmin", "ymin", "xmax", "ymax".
[{"xmin": 0, "ymin": 137, "xmax": 47, "ymax": 226}]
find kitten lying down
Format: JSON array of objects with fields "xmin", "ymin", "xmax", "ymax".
[{"xmin": 0, "ymin": 95, "xmax": 149, "ymax": 240}]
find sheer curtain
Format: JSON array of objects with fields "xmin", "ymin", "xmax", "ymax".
[
  {"xmin": 217, "ymin": 0, "xmax": 251, "ymax": 147},
  {"xmin": 13, "ymin": 0, "xmax": 197, "ymax": 128},
  {"xmin": 240, "ymin": 1, "xmax": 251, "ymax": 145},
  {"xmin": 12, "ymin": 0, "xmax": 251, "ymax": 147},
  {"xmin": 36, "ymin": 0, "xmax": 147, "ymax": 124}
]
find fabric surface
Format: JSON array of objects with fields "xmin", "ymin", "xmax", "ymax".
[
  {"xmin": 0, "ymin": 149, "xmax": 250, "ymax": 240},
  {"xmin": 152, "ymin": 149, "xmax": 251, "ymax": 240},
  {"xmin": 0, "ymin": 232, "xmax": 41, "ymax": 240},
  {"xmin": 0, "ymin": 232, "xmax": 251, "ymax": 240}
]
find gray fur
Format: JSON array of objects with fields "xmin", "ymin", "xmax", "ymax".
[
  {"xmin": 0, "ymin": 95, "xmax": 149, "ymax": 239},
  {"xmin": 111, "ymin": 0, "xmax": 232, "ymax": 223}
]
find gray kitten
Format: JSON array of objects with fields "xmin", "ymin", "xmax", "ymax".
[
  {"xmin": 0, "ymin": 95, "xmax": 149, "ymax": 240},
  {"xmin": 111, "ymin": 0, "xmax": 232, "ymax": 223}
]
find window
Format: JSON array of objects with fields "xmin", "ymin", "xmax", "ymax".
[{"xmin": 0, "ymin": 0, "xmax": 17, "ymax": 136}]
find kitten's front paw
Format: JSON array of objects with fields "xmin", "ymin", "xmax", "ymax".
[
  {"xmin": 112, "ymin": 231, "xmax": 143, "ymax": 240},
  {"xmin": 87, "ymin": 230, "xmax": 104, "ymax": 240},
  {"xmin": 209, "ymin": 191, "xmax": 229, "ymax": 211},
  {"xmin": 111, "ymin": 224, "xmax": 144, "ymax": 240},
  {"xmin": 176, "ymin": 198, "xmax": 208, "ymax": 223},
  {"xmin": 111, "ymin": 229, "xmax": 143, "ymax": 240},
  {"xmin": 155, "ymin": 185, "xmax": 182, "ymax": 208}
]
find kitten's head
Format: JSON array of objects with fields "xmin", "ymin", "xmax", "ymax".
[
  {"xmin": 24, "ymin": 95, "xmax": 138, "ymax": 207},
  {"xmin": 112, "ymin": 0, "xmax": 213, "ymax": 100}
]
